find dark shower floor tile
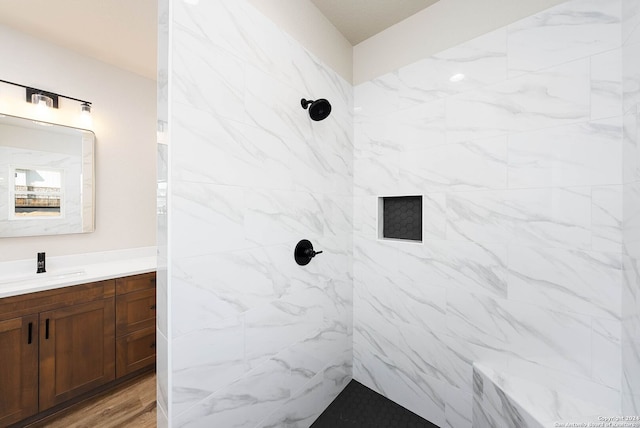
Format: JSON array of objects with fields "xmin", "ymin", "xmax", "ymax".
[{"xmin": 310, "ymin": 380, "xmax": 440, "ymax": 428}]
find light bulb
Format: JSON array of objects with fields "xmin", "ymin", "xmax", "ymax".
[
  {"xmin": 80, "ymin": 102, "xmax": 92, "ymax": 128},
  {"xmin": 31, "ymin": 93, "xmax": 53, "ymax": 121}
]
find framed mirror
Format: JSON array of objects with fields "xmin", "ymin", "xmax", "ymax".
[{"xmin": 0, "ymin": 114, "xmax": 95, "ymax": 237}]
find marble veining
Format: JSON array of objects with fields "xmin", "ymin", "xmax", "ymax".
[
  {"xmin": 163, "ymin": 0, "xmax": 353, "ymax": 425},
  {"xmin": 354, "ymin": 0, "xmax": 629, "ymax": 424}
]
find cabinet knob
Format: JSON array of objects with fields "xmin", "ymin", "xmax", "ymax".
[
  {"xmin": 150, "ymin": 304, "xmax": 156, "ymax": 310},
  {"xmin": 150, "ymin": 341, "xmax": 156, "ymax": 349}
]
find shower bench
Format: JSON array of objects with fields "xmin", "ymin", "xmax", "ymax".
[{"xmin": 472, "ymin": 363, "xmax": 619, "ymax": 427}]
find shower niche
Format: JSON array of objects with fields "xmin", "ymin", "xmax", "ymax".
[{"xmin": 378, "ymin": 195, "xmax": 422, "ymax": 242}]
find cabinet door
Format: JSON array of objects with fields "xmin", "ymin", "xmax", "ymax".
[
  {"xmin": 39, "ymin": 298, "xmax": 115, "ymax": 410},
  {"xmin": 0, "ymin": 315, "xmax": 38, "ymax": 426}
]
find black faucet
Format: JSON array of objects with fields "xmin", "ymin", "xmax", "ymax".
[{"xmin": 37, "ymin": 252, "xmax": 46, "ymax": 274}]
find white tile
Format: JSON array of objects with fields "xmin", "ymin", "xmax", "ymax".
[
  {"xmin": 157, "ymin": 331, "xmax": 169, "ymax": 415},
  {"xmin": 171, "ymin": 182, "xmax": 248, "ymax": 259},
  {"xmin": 471, "ymin": 366, "xmax": 544, "ymax": 428},
  {"xmin": 172, "ymin": 29, "xmax": 247, "ymax": 124},
  {"xmin": 395, "ymin": 28, "xmax": 508, "ymax": 105},
  {"xmin": 507, "ymin": 0, "xmax": 621, "ymax": 76},
  {"xmin": 243, "ymin": 189, "xmax": 324, "ymax": 247},
  {"xmin": 622, "ymin": 392, "xmax": 640, "ymax": 415},
  {"xmin": 473, "ymin": 363, "xmax": 615, "ymax": 425},
  {"xmin": 423, "ymin": 193, "xmax": 448, "ymax": 240},
  {"xmin": 353, "ymin": 196, "xmax": 377, "ymax": 238},
  {"xmin": 622, "ymin": 338, "xmax": 640, "ymax": 398},
  {"xmin": 447, "ymin": 290, "xmax": 593, "ymax": 378},
  {"xmin": 624, "ymin": 181, "xmax": 640, "ymax": 250},
  {"xmin": 442, "ymin": 240, "xmax": 509, "ymax": 299},
  {"xmin": 174, "ymin": 359, "xmax": 291, "ymax": 428},
  {"xmin": 504, "ymin": 358, "xmax": 621, "ymax": 411},
  {"xmin": 623, "ymin": 109, "xmax": 639, "ymax": 183},
  {"xmin": 445, "ymin": 380, "xmax": 473, "ymax": 428},
  {"xmin": 593, "ymin": 185, "xmax": 623, "ymax": 252},
  {"xmin": 446, "ymin": 59, "xmax": 590, "ymax": 143},
  {"xmin": 172, "ymin": 107, "xmax": 294, "ymax": 189},
  {"xmin": 592, "ymin": 318, "xmax": 622, "ymax": 389},
  {"xmin": 591, "ymin": 49, "xmax": 623, "ymax": 120},
  {"xmin": 355, "ymin": 99, "xmax": 446, "ymax": 158},
  {"xmin": 353, "ymin": 341, "xmax": 446, "ymax": 426},
  {"xmin": 398, "ymin": 136, "xmax": 508, "ymax": 192},
  {"xmin": 257, "ymin": 373, "xmax": 327, "ymax": 428},
  {"xmin": 172, "ymin": 317, "xmax": 247, "ymax": 416},
  {"xmin": 245, "ymin": 294, "xmax": 323, "ymax": 368},
  {"xmin": 276, "ymin": 328, "xmax": 349, "ymax": 394},
  {"xmin": 447, "ymin": 187, "xmax": 592, "ymax": 249},
  {"xmin": 623, "ymin": 41, "xmax": 640, "ymax": 113},
  {"xmin": 508, "ymin": 246, "xmax": 622, "ymax": 319},
  {"xmin": 171, "ymin": 256, "xmax": 251, "ymax": 336},
  {"xmin": 353, "ymin": 154, "xmax": 400, "ymax": 196},
  {"xmin": 244, "ymin": 66, "xmax": 314, "ymax": 147},
  {"xmin": 507, "ymin": 118, "xmax": 623, "ymax": 188},
  {"xmin": 623, "ymin": 0, "xmax": 640, "ymax": 45}
]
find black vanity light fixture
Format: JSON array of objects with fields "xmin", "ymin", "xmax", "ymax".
[
  {"xmin": 0, "ymin": 78, "xmax": 92, "ymax": 119},
  {"xmin": 301, "ymin": 97, "xmax": 331, "ymax": 121}
]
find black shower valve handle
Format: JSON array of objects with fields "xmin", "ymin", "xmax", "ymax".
[
  {"xmin": 305, "ymin": 248, "xmax": 323, "ymax": 258},
  {"xmin": 294, "ymin": 239, "xmax": 323, "ymax": 266}
]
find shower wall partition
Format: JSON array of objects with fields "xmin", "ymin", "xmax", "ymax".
[{"xmin": 157, "ymin": 0, "xmax": 354, "ymax": 426}]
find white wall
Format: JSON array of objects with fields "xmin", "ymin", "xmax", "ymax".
[
  {"xmin": 0, "ymin": 25, "xmax": 157, "ymax": 261},
  {"xmin": 353, "ymin": 0, "xmax": 624, "ymax": 425},
  {"xmin": 353, "ymin": 0, "xmax": 568, "ymax": 84}
]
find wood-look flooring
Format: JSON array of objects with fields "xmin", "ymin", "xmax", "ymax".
[{"xmin": 26, "ymin": 372, "xmax": 156, "ymax": 428}]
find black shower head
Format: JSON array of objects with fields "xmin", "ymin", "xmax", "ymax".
[{"xmin": 301, "ymin": 98, "xmax": 331, "ymax": 121}]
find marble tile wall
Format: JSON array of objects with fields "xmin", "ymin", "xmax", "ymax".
[
  {"xmin": 156, "ymin": 0, "xmax": 169, "ymax": 424},
  {"xmin": 353, "ymin": 0, "xmax": 625, "ymax": 426},
  {"xmin": 159, "ymin": 0, "xmax": 353, "ymax": 426},
  {"xmin": 622, "ymin": 0, "xmax": 640, "ymax": 415}
]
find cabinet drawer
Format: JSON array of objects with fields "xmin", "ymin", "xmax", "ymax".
[
  {"xmin": 116, "ymin": 327, "xmax": 156, "ymax": 378},
  {"xmin": 116, "ymin": 272, "xmax": 156, "ymax": 295},
  {"xmin": 116, "ymin": 288, "xmax": 156, "ymax": 337}
]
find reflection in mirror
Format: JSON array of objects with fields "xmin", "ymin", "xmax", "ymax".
[
  {"xmin": 0, "ymin": 114, "xmax": 95, "ymax": 237},
  {"xmin": 12, "ymin": 167, "xmax": 63, "ymax": 218}
]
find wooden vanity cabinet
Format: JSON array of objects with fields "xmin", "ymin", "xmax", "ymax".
[
  {"xmin": 0, "ymin": 272, "xmax": 155, "ymax": 427},
  {"xmin": 115, "ymin": 272, "xmax": 156, "ymax": 378}
]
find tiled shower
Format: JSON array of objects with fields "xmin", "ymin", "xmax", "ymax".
[{"xmin": 157, "ymin": 0, "xmax": 640, "ymax": 427}]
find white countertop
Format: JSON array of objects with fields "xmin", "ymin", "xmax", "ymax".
[{"xmin": 0, "ymin": 247, "xmax": 157, "ymax": 299}]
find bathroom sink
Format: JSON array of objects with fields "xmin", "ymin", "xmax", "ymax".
[{"xmin": 0, "ymin": 269, "xmax": 87, "ymax": 286}]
